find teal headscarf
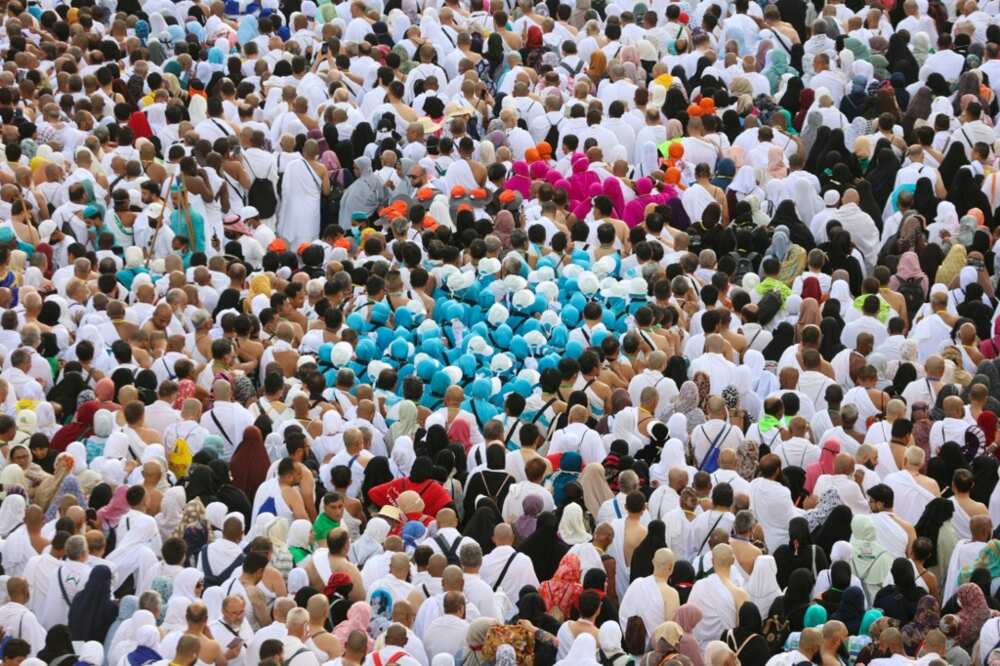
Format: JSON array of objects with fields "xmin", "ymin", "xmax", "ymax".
[
  {"xmin": 843, "ymin": 37, "xmax": 871, "ymax": 62},
  {"xmin": 803, "ymin": 604, "xmax": 828, "ymax": 628},
  {"xmin": 764, "ymin": 50, "xmax": 795, "ymax": 94},
  {"xmin": 859, "ymin": 608, "xmax": 884, "ymax": 636}
]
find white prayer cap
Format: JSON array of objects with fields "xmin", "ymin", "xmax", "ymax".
[
  {"xmin": 518, "ymin": 369, "xmax": 540, "ymax": 386},
  {"xmin": 563, "ymin": 264, "xmax": 584, "ymax": 280},
  {"xmin": 417, "ymin": 319, "xmax": 439, "ymax": 335},
  {"xmin": 539, "ymin": 310, "xmax": 560, "ymax": 329},
  {"xmin": 524, "ymin": 330, "xmax": 546, "ymax": 348},
  {"xmin": 503, "ymin": 274, "xmax": 527, "ymax": 293},
  {"xmin": 146, "ymin": 202, "xmax": 164, "ymax": 219},
  {"xmin": 593, "ymin": 256, "xmax": 617, "ymax": 278},
  {"xmin": 125, "ymin": 246, "xmax": 144, "ymax": 268},
  {"xmin": 487, "ymin": 303, "xmax": 509, "ymax": 326},
  {"xmin": 491, "ymin": 353, "xmax": 514, "ymax": 374},
  {"xmin": 442, "ymin": 365, "xmax": 462, "ymax": 385},
  {"xmin": 578, "ymin": 271, "xmax": 599, "ymax": 295},
  {"xmin": 929, "ymin": 282, "xmax": 948, "ymax": 295},
  {"xmin": 512, "ymin": 289, "xmax": 534, "ymax": 309},
  {"xmin": 478, "ymin": 257, "xmax": 501, "ymax": 276},
  {"xmin": 467, "ymin": 336, "xmax": 494, "ymax": 357},
  {"xmin": 537, "ymin": 281, "xmax": 558, "ymax": 304},
  {"xmin": 330, "ymin": 341, "xmax": 354, "ymax": 366},
  {"xmin": 368, "ymin": 360, "xmax": 390, "ymax": 381},
  {"xmin": 535, "ymin": 266, "xmax": 555, "ymax": 282},
  {"xmin": 824, "ymin": 190, "xmax": 840, "ymax": 206},
  {"xmin": 37, "ymin": 220, "xmax": 55, "ymax": 243}
]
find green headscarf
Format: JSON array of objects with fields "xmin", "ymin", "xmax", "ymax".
[
  {"xmin": 843, "ymin": 37, "xmax": 871, "ymax": 62},
  {"xmin": 859, "ymin": 609, "xmax": 884, "ymax": 636},
  {"xmin": 804, "ymin": 604, "xmax": 828, "ymax": 628},
  {"xmin": 764, "ymin": 50, "xmax": 795, "ymax": 94},
  {"xmin": 392, "ymin": 44, "xmax": 415, "ymax": 75},
  {"xmin": 871, "ymin": 54, "xmax": 890, "ymax": 80},
  {"xmin": 959, "ymin": 539, "xmax": 1000, "ymax": 585}
]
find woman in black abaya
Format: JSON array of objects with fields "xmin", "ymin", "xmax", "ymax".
[
  {"xmin": 771, "ymin": 200, "xmax": 815, "ymax": 251},
  {"xmin": 938, "ymin": 142, "xmax": 970, "ymax": 191},
  {"xmin": 948, "ymin": 167, "xmax": 992, "ymax": 217},
  {"xmin": 866, "ymin": 146, "xmax": 901, "ymax": 211}
]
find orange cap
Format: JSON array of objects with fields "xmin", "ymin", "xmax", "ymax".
[
  {"xmin": 525, "ymin": 148, "xmax": 540, "ymax": 163},
  {"xmin": 687, "ymin": 103, "xmax": 703, "ymax": 117},
  {"xmin": 499, "ymin": 190, "xmax": 516, "ymax": 203},
  {"xmin": 699, "ymin": 97, "xmax": 716, "ymax": 112},
  {"xmin": 268, "ymin": 239, "xmax": 288, "ymax": 253},
  {"xmin": 457, "ymin": 203, "xmax": 473, "ymax": 212},
  {"xmin": 668, "ymin": 142, "xmax": 684, "ymax": 159},
  {"xmin": 450, "ymin": 185, "xmax": 466, "ymax": 198},
  {"xmin": 470, "ymin": 188, "xmax": 488, "ymax": 199},
  {"xmin": 416, "ymin": 187, "xmax": 435, "ymax": 201},
  {"xmin": 665, "ymin": 167, "xmax": 682, "ymax": 184},
  {"xmin": 334, "ymin": 238, "xmax": 352, "ymax": 249}
]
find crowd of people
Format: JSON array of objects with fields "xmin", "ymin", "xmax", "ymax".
[{"xmin": 4, "ymin": 0, "xmax": 1000, "ymax": 663}]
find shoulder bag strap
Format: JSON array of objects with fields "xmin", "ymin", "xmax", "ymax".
[
  {"xmin": 210, "ymin": 409, "xmax": 235, "ymax": 448},
  {"xmin": 696, "ymin": 513, "xmax": 726, "ymax": 556},
  {"xmin": 699, "ymin": 424, "xmax": 731, "ymax": 470},
  {"xmin": 493, "ymin": 551, "xmax": 520, "ymax": 591}
]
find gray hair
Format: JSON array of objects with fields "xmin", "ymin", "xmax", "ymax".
[
  {"xmin": 459, "ymin": 542, "xmax": 483, "ymax": 568},
  {"xmin": 733, "ymin": 510, "xmax": 755, "ymax": 535},
  {"xmin": 65, "ymin": 535, "xmax": 88, "ymax": 560}
]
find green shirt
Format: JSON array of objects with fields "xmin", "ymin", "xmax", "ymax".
[{"xmin": 313, "ymin": 513, "xmax": 340, "ymax": 543}]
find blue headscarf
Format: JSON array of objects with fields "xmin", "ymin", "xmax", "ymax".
[
  {"xmin": 238, "ymin": 15, "xmax": 259, "ymax": 46},
  {"xmin": 134, "ymin": 20, "xmax": 150, "ymax": 46},
  {"xmin": 186, "ymin": 20, "xmax": 206, "ymax": 42},
  {"xmin": 208, "ymin": 46, "xmax": 225, "ymax": 66},
  {"xmin": 167, "ymin": 25, "xmax": 185, "ymax": 44}
]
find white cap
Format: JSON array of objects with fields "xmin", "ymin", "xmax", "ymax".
[
  {"xmin": 239, "ymin": 205, "xmax": 260, "ymax": 220},
  {"xmin": 512, "ymin": 289, "xmax": 534, "ymax": 309},
  {"xmin": 330, "ymin": 341, "xmax": 353, "ymax": 366},
  {"xmin": 478, "ymin": 257, "xmax": 501, "ymax": 276},
  {"xmin": 491, "ymin": 353, "xmax": 513, "ymax": 374},
  {"xmin": 487, "ymin": 303, "xmax": 509, "ymax": 326}
]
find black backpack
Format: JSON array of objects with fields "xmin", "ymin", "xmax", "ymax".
[
  {"xmin": 729, "ymin": 251, "xmax": 757, "ymax": 285},
  {"xmin": 756, "ymin": 289, "xmax": 783, "ymax": 326},
  {"xmin": 245, "ymin": 159, "xmax": 278, "ymax": 219},
  {"xmin": 898, "ymin": 276, "xmax": 925, "ymax": 320},
  {"xmin": 544, "ymin": 117, "xmax": 562, "ymax": 148}
]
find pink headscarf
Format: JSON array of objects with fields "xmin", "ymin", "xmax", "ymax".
[
  {"xmin": 602, "ymin": 177, "xmax": 626, "ymax": 218},
  {"xmin": 804, "ymin": 439, "xmax": 841, "ymax": 493},
  {"xmin": 97, "ymin": 485, "xmax": 131, "ymax": 529},
  {"xmin": 332, "ymin": 602, "xmax": 374, "ymax": 651},
  {"xmin": 505, "ymin": 161, "xmax": 532, "ymax": 197}
]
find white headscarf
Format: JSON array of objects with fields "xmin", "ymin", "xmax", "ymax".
[
  {"xmin": 0, "ymin": 494, "xmax": 25, "ymax": 539},
  {"xmin": 391, "ymin": 435, "xmax": 416, "ymax": 476},
  {"xmin": 745, "ymin": 555, "xmax": 782, "ymax": 616},
  {"xmin": 555, "ymin": 632, "xmax": 600, "ymax": 666},
  {"xmin": 161, "ymin": 596, "xmax": 191, "ymax": 633},
  {"xmin": 157, "ymin": 486, "xmax": 187, "ymax": 540},
  {"xmin": 350, "ymin": 517, "xmax": 391, "ymax": 566},
  {"xmin": 173, "ymin": 568, "xmax": 204, "ymax": 601},
  {"xmin": 557, "ymin": 503, "xmax": 592, "ymax": 545}
]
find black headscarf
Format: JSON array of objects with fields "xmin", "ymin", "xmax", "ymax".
[
  {"xmin": 914, "ymin": 497, "xmax": 955, "ymax": 567},
  {"xmin": 208, "ymin": 459, "xmax": 252, "ymax": 524},
  {"xmin": 37, "ymin": 624, "xmax": 75, "ymax": 663},
  {"xmin": 669, "ymin": 559, "xmax": 696, "ymax": 605},
  {"xmin": 866, "ymin": 147, "xmax": 900, "ymax": 211},
  {"xmin": 362, "ymin": 457, "xmax": 394, "ymax": 508},
  {"xmin": 728, "ymin": 602, "xmax": 771, "ymax": 666},
  {"xmin": 939, "ymin": 142, "xmax": 970, "ymax": 191},
  {"xmin": 926, "ymin": 441, "xmax": 969, "ymax": 493},
  {"xmin": 813, "ymin": 505, "xmax": 853, "ymax": 554},
  {"xmin": 818, "ymin": 317, "xmax": 846, "ymax": 362},
  {"xmin": 779, "ymin": 77, "xmax": 805, "ymax": 115},
  {"xmin": 773, "ymin": 517, "xmax": 829, "ymax": 588},
  {"xmin": 89, "ymin": 483, "xmax": 113, "ymax": 512},
  {"xmin": 350, "ymin": 123, "xmax": 376, "ymax": 160},
  {"xmin": 762, "ymin": 323, "xmax": 795, "ymax": 362},
  {"xmin": 47, "ymin": 370, "xmax": 88, "ymax": 421},
  {"xmin": 781, "ymin": 568, "xmax": 816, "ymax": 631},
  {"xmin": 665, "ymin": 355, "xmax": 688, "ymax": 388},
  {"xmin": 463, "ymin": 497, "xmax": 501, "ymax": 552},
  {"xmin": 68, "ymin": 565, "xmax": 119, "ymax": 642},
  {"xmin": 949, "ymin": 167, "xmax": 991, "ymax": 217},
  {"xmin": 831, "ymin": 586, "xmax": 867, "ymax": 635},
  {"xmin": 630, "ymin": 520, "xmax": 668, "ymax": 582},
  {"xmin": 887, "ymin": 33, "xmax": 919, "ymax": 84},
  {"xmin": 771, "ymin": 200, "xmax": 815, "ymax": 250},
  {"xmin": 517, "ymin": 511, "xmax": 568, "ymax": 581},
  {"xmin": 972, "ymin": 456, "xmax": 999, "ymax": 505},
  {"xmin": 184, "ymin": 463, "xmax": 219, "ymax": 505},
  {"xmin": 892, "ymin": 363, "xmax": 918, "ymax": 398},
  {"xmin": 213, "ymin": 289, "xmax": 244, "ymax": 318},
  {"xmin": 513, "ymin": 591, "xmax": 561, "ymax": 635}
]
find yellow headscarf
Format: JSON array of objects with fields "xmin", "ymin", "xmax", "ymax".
[
  {"xmin": 245, "ymin": 274, "xmax": 272, "ymax": 312},
  {"xmin": 935, "ymin": 244, "xmax": 967, "ymax": 287}
]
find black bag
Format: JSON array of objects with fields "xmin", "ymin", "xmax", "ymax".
[
  {"xmin": 246, "ymin": 159, "xmax": 278, "ymax": 219},
  {"xmin": 729, "ymin": 251, "xmax": 758, "ymax": 285},
  {"xmin": 756, "ymin": 289, "xmax": 783, "ymax": 326},
  {"xmin": 898, "ymin": 276, "xmax": 925, "ymax": 320},
  {"xmin": 762, "ymin": 611, "xmax": 790, "ymax": 654},
  {"xmin": 544, "ymin": 117, "xmax": 562, "ymax": 148},
  {"xmin": 624, "ymin": 616, "xmax": 647, "ymax": 655}
]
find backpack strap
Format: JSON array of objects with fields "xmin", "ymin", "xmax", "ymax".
[
  {"xmin": 56, "ymin": 567, "xmax": 71, "ymax": 606},
  {"xmin": 286, "ymin": 647, "xmax": 311, "ymax": 664},
  {"xmin": 696, "ymin": 512, "xmax": 727, "ymax": 557},
  {"xmin": 698, "ymin": 424, "xmax": 730, "ymax": 470}
]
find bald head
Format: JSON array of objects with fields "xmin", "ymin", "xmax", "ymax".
[
  {"xmin": 442, "ymin": 565, "xmax": 465, "ymax": 591},
  {"xmin": 436, "ymin": 508, "xmax": 458, "ymax": 529},
  {"xmin": 493, "ymin": 523, "xmax": 514, "ymax": 546},
  {"xmin": 842, "ymin": 188, "xmax": 860, "ymax": 205},
  {"xmin": 712, "ymin": 542, "xmax": 735, "ymax": 567}
]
